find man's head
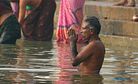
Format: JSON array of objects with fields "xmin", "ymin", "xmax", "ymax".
[{"xmin": 81, "ymin": 16, "xmax": 101, "ymax": 39}]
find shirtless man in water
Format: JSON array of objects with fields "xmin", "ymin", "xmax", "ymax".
[{"xmin": 68, "ymin": 16, "xmax": 105, "ymax": 75}]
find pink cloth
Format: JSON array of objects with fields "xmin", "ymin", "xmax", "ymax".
[
  {"xmin": 10, "ymin": 2, "xmax": 19, "ymax": 16},
  {"xmin": 56, "ymin": 0, "xmax": 85, "ymax": 43}
]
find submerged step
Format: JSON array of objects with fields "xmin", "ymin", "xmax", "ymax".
[
  {"xmin": 100, "ymin": 19, "xmax": 138, "ymax": 37},
  {"xmin": 100, "ymin": 34, "xmax": 138, "ymax": 49}
]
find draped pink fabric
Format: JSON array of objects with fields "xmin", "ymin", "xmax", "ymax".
[
  {"xmin": 10, "ymin": 2, "xmax": 19, "ymax": 17},
  {"xmin": 56, "ymin": 0, "xmax": 85, "ymax": 43}
]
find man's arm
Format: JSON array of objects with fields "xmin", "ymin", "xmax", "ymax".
[
  {"xmin": 68, "ymin": 28, "xmax": 78, "ymax": 57},
  {"xmin": 68, "ymin": 28, "xmax": 94, "ymax": 66},
  {"xmin": 18, "ymin": 0, "xmax": 26, "ymax": 24},
  {"xmin": 70, "ymin": 40, "xmax": 78, "ymax": 58},
  {"xmin": 72, "ymin": 42, "xmax": 94, "ymax": 66}
]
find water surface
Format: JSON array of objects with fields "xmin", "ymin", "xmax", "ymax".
[{"xmin": 0, "ymin": 40, "xmax": 137, "ymax": 84}]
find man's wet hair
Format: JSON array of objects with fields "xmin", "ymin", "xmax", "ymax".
[{"xmin": 84, "ymin": 16, "xmax": 101, "ymax": 35}]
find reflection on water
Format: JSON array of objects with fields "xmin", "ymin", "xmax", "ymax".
[{"xmin": 0, "ymin": 40, "xmax": 137, "ymax": 84}]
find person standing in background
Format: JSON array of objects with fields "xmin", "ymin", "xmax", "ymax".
[
  {"xmin": 18, "ymin": 0, "xmax": 56, "ymax": 41},
  {"xmin": 56, "ymin": 0, "xmax": 85, "ymax": 43},
  {"xmin": 0, "ymin": 0, "xmax": 21, "ymax": 44}
]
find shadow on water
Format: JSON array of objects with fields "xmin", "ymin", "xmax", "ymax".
[{"xmin": 0, "ymin": 40, "xmax": 137, "ymax": 84}]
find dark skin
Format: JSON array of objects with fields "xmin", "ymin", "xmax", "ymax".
[
  {"xmin": 0, "ymin": 13, "xmax": 13, "ymax": 25},
  {"xmin": 18, "ymin": 0, "xmax": 41, "ymax": 24},
  {"xmin": 68, "ymin": 21, "xmax": 105, "ymax": 75},
  {"xmin": 0, "ymin": 1, "xmax": 13, "ymax": 25}
]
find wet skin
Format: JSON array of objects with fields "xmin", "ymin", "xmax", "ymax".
[
  {"xmin": 18, "ymin": 0, "xmax": 42, "ymax": 24},
  {"xmin": 68, "ymin": 21, "xmax": 105, "ymax": 75}
]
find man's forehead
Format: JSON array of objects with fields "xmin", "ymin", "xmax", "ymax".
[{"xmin": 82, "ymin": 21, "xmax": 89, "ymax": 27}]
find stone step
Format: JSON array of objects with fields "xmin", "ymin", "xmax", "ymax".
[
  {"xmin": 100, "ymin": 19, "xmax": 138, "ymax": 37},
  {"xmin": 86, "ymin": 0, "xmax": 138, "ymax": 3},
  {"xmin": 54, "ymin": 1, "xmax": 138, "ymax": 38},
  {"xmin": 56, "ymin": 0, "xmax": 138, "ymax": 5},
  {"xmin": 100, "ymin": 34, "xmax": 138, "ymax": 49},
  {"xmin": 85, "ymin": 1, "xmax": 138, "ymax": 21},
  {"xmin": 86, "ymin": 0, "xmax": 119, "ymax": 2}
]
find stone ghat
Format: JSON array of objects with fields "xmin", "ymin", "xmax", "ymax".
[
  {"xmin": 83, "ymin": 0, "xmax": 138, "ymax": 3},
  {"xmin": 54, "ymin": 0, "xmax": 138, "ymax": 48},
  {"xmin": 84, "ymin": 1, "xmax": 138, "ymax": 37}
]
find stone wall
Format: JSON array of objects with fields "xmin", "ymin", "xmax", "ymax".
[{"xmin": 86, "ymin": 0, "xmax": 138, "ymax": 3}]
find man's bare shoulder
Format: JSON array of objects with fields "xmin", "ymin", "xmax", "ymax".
[
  {"xmin": 88, "ymin": 40, "xmax": 105, "ymax": 50},
  {"xmin": 88, "ymin": 40, "xmax": 100, "ymax": 46}
]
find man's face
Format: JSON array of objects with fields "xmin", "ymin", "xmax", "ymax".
[{"xmin": 81, "ymin": 21, "xmax": 92, "ymax": 39}]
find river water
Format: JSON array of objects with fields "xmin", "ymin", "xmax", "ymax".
[{"xmin": 0, "ymin": 40, "xmax": 137, "ymax": 84}]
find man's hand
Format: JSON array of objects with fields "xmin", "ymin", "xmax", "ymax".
[
  {"xmin": 68, "ymin": 28, "xmax": 78, "ymax": 43},
  {"xmin": 68, "ymin": 28, "xmax": 78, "ymax": 58}
]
